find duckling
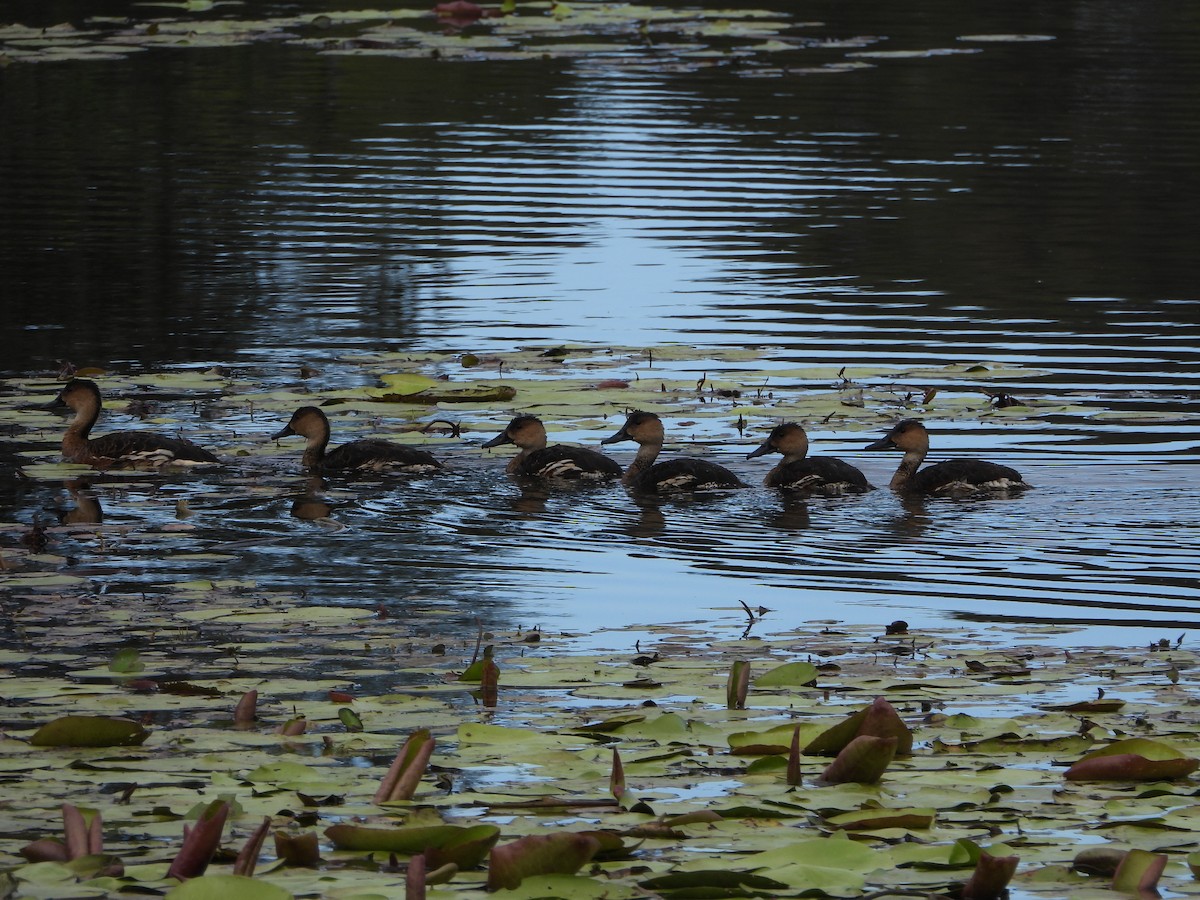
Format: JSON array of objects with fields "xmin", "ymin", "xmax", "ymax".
[
  {"xmin": 747, "ymin": 423, "xmax": 872, "ymax": 494},
  {"xmin": 482, "ymin": 415, "xmax": 621, "ymax": 480},
  {"xmin": 602, "ymin": 410, "xmax": 746, "ymax": 493},
  {"xmin": 273, "ymin": 406, "xmax": 442, "ymax": 473},
  {"xmin": 865, "ymin": 419, "xmax": 1027, "ymax": 494},
  {"xmin": 49, "ymin": 379, "xmax": 219, "ymax": 468}
]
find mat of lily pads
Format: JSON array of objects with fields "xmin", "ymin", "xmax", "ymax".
[{"xmin": 2, "ymin": 577, "xmax": 1200, "ymax": 898}]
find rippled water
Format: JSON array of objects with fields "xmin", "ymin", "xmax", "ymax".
[{"xmin": 1, "ymin": 0, "xmax": 1198, "ymax": 647}]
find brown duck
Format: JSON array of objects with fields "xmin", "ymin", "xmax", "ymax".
[
  {"xmin": 49, "ymin": 379, "xmax": 219, "ymax": 468},
  {"xmin": 483, "ymin": 415, "xmax": 621, "ymax": 479},
  {"xmin": 865, "ymin": 419, "xmax": 1027, "ymax": 494},
  {"xmin": 602, "ymin": 411, "xmax": 745, "ymax": 493},
  {"xmin": 748, "ymin": 423, "xmax": 872, "ymax": 494},
  {"xmin": 273, "ymin": 406, "xmax": 443, "ymax": 473}
]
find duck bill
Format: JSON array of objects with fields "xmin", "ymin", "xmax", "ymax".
[
  {"xmin": 43, "ymin": 393, "xmax": 69, "ymax": 411},
  {"xmin": 864, "ymin": 434, "xmax": 897, "ymax": 451},
  {"xmin": 746, "ymin": 440, "xmax": 773, "ymax": 460},
  {"xmin": 600, "ymin": 425, "xmax": 629, "ymax": 446},
  {"xmin": 271, "ymin": 424, "xmax": 296, "ymax": 440},
  {"xmin": 482, "ymin": 431, "xmax": 513, "ymax": 449}
]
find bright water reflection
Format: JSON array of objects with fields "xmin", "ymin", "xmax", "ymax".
[{"xmin": 1, "ymin": 0, "xmax": 1198, "ymax": 647}]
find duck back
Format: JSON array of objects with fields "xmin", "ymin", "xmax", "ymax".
[
  {"xmin": 909, "ymin": 458, "xmax": 1025, "ymax": 494},
  {"xmin": 633, "ymin": 458, "xmax": 745, "ymax": 493},
  {"xmin": 323, "ymin": 440, "xmax": 442, "ymax": 473},
  {"xmin": 767, "ymin": 457, "xmax": 871, "ymax": 493},
  {"xmin": 516, "ymin": 445, "xmax": 622, "ymax": 480},
  {"xmin": 85, "ymin": 431, "xmax": 219, "ymax": 467}
]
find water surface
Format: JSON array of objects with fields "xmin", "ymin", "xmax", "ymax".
[{"xmin": 1, "ymin": 0, "xmax": 1198, "ymax": 647}]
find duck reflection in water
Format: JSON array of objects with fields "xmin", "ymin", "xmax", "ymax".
[
  {"xmin": 57, "ymin": 479, "xmax": 103, "ymax": 525},
  {"xmin": 288, "ymin": 476, "xmax": 336, "ymax": 522}
]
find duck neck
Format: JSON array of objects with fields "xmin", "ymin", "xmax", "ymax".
[
  {"xmin": 301, "ymin": 434, "xmax": 330, "ymax": 469},
  {"xmin": 506, "ymin": 447, "xmax": 531, "ymax": 474},
  {"xmin": 623, "ymin": 442, "xmax": 662, "ymax": 485},
  {"xmin": 890, "ymin": 448, "xmax": 926, "ymax": 489},
  {"xmin": 61, "ymin": 400, "xmax": 100, "ymax": 462}
]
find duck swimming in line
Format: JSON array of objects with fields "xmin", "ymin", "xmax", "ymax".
[
  {"xmin": 747, "ymin": 423, "xmax": 873, "ymax": 494},
  {"xmin": 865, "ymin": 419, "xmax": 1027, "ymax": 494},
  {"xmin": 483, "ymin": 415, "xmax": 622, "ymax": 480},
  {"xmin": 49, "ymin": 379, "xmax": 220, "ymax": 468},
  {"xmin": 273, "ymin": 406, "xmax": 443, "ymax": 473},
  {"xmin": 602, "ymin": 411, "xmax": 746, "ymax": 493}
]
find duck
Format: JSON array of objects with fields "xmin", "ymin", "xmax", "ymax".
[
  {"xmin": 273, "ymin": 406, "xmax": 442, "ymax": 473},
  {"xmin": 48, "ymin": 379, "xmax": 219, "ymax": 468},
  {"xmin": 482, "ymin": 415, "xmax": 622, "ymax": 480},
  {"xmin": 601, "ymin": 410, "xmax": 746, "ymax": 492},
  {"xmin": 747, "ymin": 423, "xmax": 872, "ymax": 494},
  {"xmin": 865, "ymin": 419, "xmax": 1027, "ymax": 494}
]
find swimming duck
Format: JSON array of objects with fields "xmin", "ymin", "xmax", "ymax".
[
  {"xmin": 482, "ymin": 415, "xmax": 622, "ymax": 479},
  {"xmin": 273, "ymin": 406, "xmax": 442, "ymax": 473},
  {"xmin": 49, "ymin": 379, "xmax": 219, "ymax": 468},
  {"xmin": 865, "ymin": 419, "xmax": 1027, "ymax": 494},
  {"xmin": 747, "ymin": 423, "xmax": 872, "ymax": 494},
  {"xmin": 602, "ymin": 411, "xmax": 746, "ymax": 492}
]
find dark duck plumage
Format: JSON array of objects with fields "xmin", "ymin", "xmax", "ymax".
[
  {"xmin": 865, "ymin": 418, "xmax": 1027, "ymax": 495},
  {"xmin": 273, "ymin": 406, "xmax": 442, "ymax": 473},
  {"xmin": 748, "ymin": 423, "xmax": 872, "ymax": 494},
  {"xmin": 602, "ymin": 411, "xmax": 746, "ymax": 493},
  {"xmin": 483, "ymin": 415, "xmax": 621, "ymax": 479},
  {"xmin": 50, "ymin": 379, "xmax": 219, "ymax": 468}
]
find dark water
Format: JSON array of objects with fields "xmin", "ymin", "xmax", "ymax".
[{"xmin": 1, "ymin": 0, "xmax": 1198, "ymax": 646}]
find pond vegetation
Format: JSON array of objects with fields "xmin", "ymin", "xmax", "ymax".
[{"xmin": 2, "ymin": 348, "xmax": 1199, "ymax": 897}]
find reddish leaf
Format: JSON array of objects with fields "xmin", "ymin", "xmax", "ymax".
[
  {"xmin": 407, "ymin": 852, "xmax": 426, "ymax": 900},
  {"xmin": 233, "ymin": 690, "xmax": 257, "ymax": 726},
  {"xmin": 434, "ymin": 1, "xmax": 483, "ymax": 20},
  {"xmin": 277, "ymin": 716, "xmax": 307, "ymax": 736},
  {"xmin": 19, "ymin": 838, "xmax": 69, "ymax": 863},
  {"xmin": 166, "ymin": 800, "xmax": 230, "ymax": 880},
  {"xmin": 480, "ymin": 658, "xmax": 499, "ymax": 708},
  {"xmin": 726, "ymin": 660, "xmax": 750, "ymax": 710},
  {"xmin": 961, "ymin": 851, "xmax": 1019, "ymax": 900},
  {"xmin": 62, "ymin": 804, "xmax": 90, "ymax": 860},
  {"xmin": 1065, "ymin": 753, "xmax": 1199, "ymax": 782},
  {"xmin": 274, "ymin": 831, "xmax": 321, "ymax": 867},
  {"xmin": 595, "ymin": 379, "xmax": 630, "ymax": 389},
  {"xmin": 817, "ymin": 735, "xmax": 897, "ymax": 785},
  {"xmin": 859, "ymin": 697, "xmax": 913, "ymax": 756},
  {"xmin": 233, "ymin": 816, "xmax": 271, "ymax": 877},
  {"xmin": 610, "ymin": 748, "xmax": 626, "ymax": 801},
  {"xmin": 1112, "ymin": 849, "xmax": 1168, "ymax": 893},
  {"xmin": 486, "ymin": 833, "xmax": 601, "ymax": 891},
  {"xmin": 786, "ymin": 726, "xmax": 802, "ymax": 787},
  {"xmin": 329, "ymin": 690, "xmax": 355, "ymax": 703},
  {"xmin": 374, "ymin": 728, "xmax": 436, "ymax": 803}
]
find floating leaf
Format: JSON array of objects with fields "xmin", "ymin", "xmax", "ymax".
[
  {"xmin": 487, "ymin": 833, "xmax": 602, "ymax": 891},
  {"xmin": 1111, "ymin": 849, "xmax": 1167, "ymax": 894},
  {"xmin": 753, "ymin": 660, "xmax": 817, "ymax": 688},
  {"xmin": 164, "ymin": 873, "xmax": 292, "ymax": 899},
  {"xmin": 30, "ymin": 716, "xmax": 149, "ymax": 747},
  {"xmin": 1065, "ymin": 738, "xmax": 1199, "ymax": 782}
]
